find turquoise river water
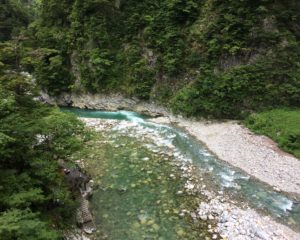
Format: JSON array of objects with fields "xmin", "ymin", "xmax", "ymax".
[{"xmin": 62, "ymin": 107, "xmax": 300, "ymax": 238}]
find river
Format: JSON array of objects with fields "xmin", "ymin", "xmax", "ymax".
[{"xmin": 62, "ymin": 107, "xmax": 300, "ymax": 239}]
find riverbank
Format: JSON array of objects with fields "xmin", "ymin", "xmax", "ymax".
[
  {"xmin": 148, "ymin": 112, "xmax": 300, "ymax": 197},
  {"xmin": 174, "ymin": 119, "xmax": 300, "ymax": 197},
  {"xmin": 47, "ymin": 92, "xmax": 300, "ymax": 196},
  {"xmin": 79, "ymin": 117, "xmax": 300, "ymax": 240},
  {"xmin": 39, "ymin": 92, "xmax": 168, "ymax": 117},
  {"xmin": 150, "ymin": 115, "xmax": 300, "ymax": 197}
]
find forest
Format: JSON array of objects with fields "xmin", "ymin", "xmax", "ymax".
[{"xmin": 0, "ymin": 0, "xmax": 299, "ymax": 238}]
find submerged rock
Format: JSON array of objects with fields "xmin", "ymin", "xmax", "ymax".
[{"xmin": 77, "ymin": 114, "xmax": 300, "ymax": 240}]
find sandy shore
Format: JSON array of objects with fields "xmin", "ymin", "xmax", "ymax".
[{"xmin": 170, "ymin": 119, "xmax": 300, "ymax": 197}]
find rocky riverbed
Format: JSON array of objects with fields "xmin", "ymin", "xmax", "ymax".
[
  {"xmin": 196, "ymin": 196, "xmax": 299, "ymax": 240},
  {"xmin": 79, "ymin": 117, "xmax": 300, "ymax": 240},
  {"xmin": 49, "ymin": 93, "xmax": 300, "ymax": 239},
  {"xmin": 77, "ymin": 118, "xmax": 215, "ymax": 239},
  {"xmin": 45, "ymin": 92, "xmax": 300, "ymax": 198},
  {"xmin": 150, "ymin": 117, "xmax": 300, "ymax": 197}
]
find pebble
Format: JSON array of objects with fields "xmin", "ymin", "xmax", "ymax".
[
  {"xmin": 196, "ymin": 196, "xmax": 299, "ymax": 240},
  {"xmin": 273, "ymin": 186, "xmax": 281, "ymax": 192},
  {"xmin": 79, "ymin": 117, "xmax": 300, "ymax": 240},
  {"xmin": 179, "ymin": 212, "xmax": 185, "ymax": 217},
  {"xmin": 255, "ymin": 230, "xmax": 269, "ymax": 240}
]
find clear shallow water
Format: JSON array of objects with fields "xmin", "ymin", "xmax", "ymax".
[
  {"xmin": 80, "ymin": 133, "xmax": 210, "ymax": 239},
  {"xmin": 62, "ymin": 107, "xmax": 300, "ymax": 230}
]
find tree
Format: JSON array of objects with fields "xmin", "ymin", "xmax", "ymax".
[{"xmin": 0, "ymin": 51, "xmax": 84, "ymax": 237}]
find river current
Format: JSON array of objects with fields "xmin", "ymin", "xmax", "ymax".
[{"xmin": 62, "ymin": 107, "xmax": 300, "ymax": 238}]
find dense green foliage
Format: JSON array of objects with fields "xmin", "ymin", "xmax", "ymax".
[
  {"xmin": 23, "ymin": 0, "xmax": 300, "ymax": 118},
  {"xmin": 0, "ymin": 0, "xmax": 32, "ymax": 41},
  {"xmin": 0, "ymin": 71, "xmax": 84, "ymax": 239},
  {"xmin": 0, "ymin": 11, "xmax": 85, "ymax": 237},
  {"xmin": 245, "ymin": 109, "xmax": 300, "ymax": 158},
  {"xmin": 170, "ymin": 1, "xmax": 300, "ymax": 118}
]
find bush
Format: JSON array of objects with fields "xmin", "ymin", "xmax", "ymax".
[
  {"xmin": 245, "ymin": 109, "xmax": 300, "ymax": 158},
  {"xmin": 0, "ymin": 209, "xmax": 59, "ymax": 240}
]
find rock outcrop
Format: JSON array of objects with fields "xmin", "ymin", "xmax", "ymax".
[
  {"xmin": 39, "ymin": 91, "xmax": 168, "ymax": 117},
  {"xmin": 63, "ymin": 165, "xmax": 96, "ymax": 240}
]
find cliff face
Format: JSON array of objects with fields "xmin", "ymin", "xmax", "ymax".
[
  {"xmin": 39, "ymin": 91, "xmax": 168, "ymax": 117},
  {"xmin": 24, "ymin": 0, "xmax": 300, "ymax": 117}
]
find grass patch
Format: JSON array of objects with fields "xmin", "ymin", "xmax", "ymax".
[{"xmin": 244, "ymin": 109, "xmax": 300, "ymax": 158}]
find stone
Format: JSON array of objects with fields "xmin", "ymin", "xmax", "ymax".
[
  {"xmin": 255, "ymin": 230, "xmax": 269, "ymax": 240},
  {"xmin": 220, "ymin": 214, "xmax": 229, "ymax": 223}
]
